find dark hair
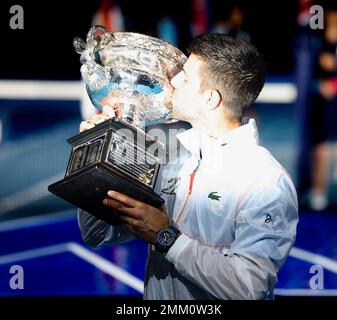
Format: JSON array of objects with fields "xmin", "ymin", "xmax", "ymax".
[{"xmin": 187, "ymin": 33, "xmax": 266, "ymax": 119}]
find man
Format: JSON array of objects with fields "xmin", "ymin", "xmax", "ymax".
[{"xmin": 78, "ymin": 34, "xmax": 298, "ymax": 299}]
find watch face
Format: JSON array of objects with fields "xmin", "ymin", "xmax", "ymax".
[{"xmin": 159, "ymin": 230, "xmax": 174, "ymax": 246}]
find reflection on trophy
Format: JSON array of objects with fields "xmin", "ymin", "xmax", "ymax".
[{"xmin": 48, "ymin": 26, "xmax": 187, "ymax": 225}]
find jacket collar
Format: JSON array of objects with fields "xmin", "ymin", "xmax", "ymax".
[{"xmin": 176, "ymin": 118, "xmax": 259, "ymax": 159}]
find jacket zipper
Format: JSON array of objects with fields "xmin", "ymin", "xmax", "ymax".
[
  {"xmin": 171, "ymin": 160, "xmax": 200, "ymax": 299},
  {"xmin": 175, "ymin": 160, "xmax": 200, "ymax": 226}
]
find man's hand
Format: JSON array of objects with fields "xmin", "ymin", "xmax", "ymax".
[
  {"xmin": 79, "ymin": 104, "xmax": 119, "ymax": 132},
  {"xmin": 103, "ymin": 190, "xmax": 169, "ymax": 244}
]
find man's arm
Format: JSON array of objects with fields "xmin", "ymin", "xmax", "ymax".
[
  {"xmin": 165, "ymin": 235, "xmax": 277, "ymax": 299},
  {"xmin": 102, "ymin": 171, "xmax": 298, "ymax": 299},
  {"xmin": 77, "ymin": 104, "xmax": 137, "ymax": 247},
  {"xmin": 77, "ymin": 209, "xmax": 136, "ymax": 247},
  {"xmin": 165, "ymin": 171, "xmax": 298, "ymax": 299}
]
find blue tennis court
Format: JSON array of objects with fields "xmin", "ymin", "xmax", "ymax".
[{"xmin": 0, "ymin": 209, "xmax": 336, "ymax": 297}]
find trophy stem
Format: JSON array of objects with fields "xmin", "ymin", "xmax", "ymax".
[{"xmin": 120, "ymin": 103, "xmax": 145, "ymax": 128}]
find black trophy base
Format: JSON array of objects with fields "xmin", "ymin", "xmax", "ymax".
[{"xmin": 48, "ymin": 163, "xmax": 164, "ymax": 226}]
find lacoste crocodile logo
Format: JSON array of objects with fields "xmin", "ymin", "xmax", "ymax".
[{"xmin": 208, "ymin": 192, "xmax": 221, "ymax": 201}]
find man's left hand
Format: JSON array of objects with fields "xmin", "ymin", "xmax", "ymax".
[{"xmin": 103, "ymin": 190, "xmax": 169, "ymax": 244}]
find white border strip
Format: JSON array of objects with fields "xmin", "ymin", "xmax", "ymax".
[
  {"xmin": 68, "ymin": 243, "xmax": 144, "ymax": 293},
  {"xmin": 0, "ymin": 80, "xmax": 297, "ymax": 104},
  {"xmin": 0, "ymin": 243, "xmax": 69, "ymax": 265},
  {"xmin": 0, "ymin": 210, "xmax": 77, "ymax": 232},
  {"xmin": 290, "ymin": 247, "xmax": 337, "ymax": 275},
  {"xmin": 0, "ymin": 242, "xmax": 144, "ymax": 293},
  {"xmin": 275, "ymin": 288, "xmax": 337, "ymax": 296},
  {"xmin": 0, "ymin": 240, "xmax": 335, "ymax": 295},
  {"xmin": 0, "ymin": 80, "xmax": 82, "ymax": 100},
  {"xmin": 257, "ymin": 83, "xmax": 297, "ymax": 103},
  {"xmin": 0, "ymin": 172, "xmax": 65, "ymax": 215},
  {"xmin": 0, "ymin": 118, "xmax": 78, "ymax": 161}
]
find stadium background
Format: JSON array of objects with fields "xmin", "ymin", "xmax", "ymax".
[{"xmin": 0, "ymin": 0, "xmax": 336, "ymax": 298}]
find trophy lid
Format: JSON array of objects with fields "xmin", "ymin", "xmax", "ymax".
[{"xmin": 74, "ymin": 26, "xmax": 187, "ymax": 127}]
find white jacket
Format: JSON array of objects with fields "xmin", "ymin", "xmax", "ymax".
[{"xmin": 78, "ymin": 118, "xmax": 298, "ymax": 299}]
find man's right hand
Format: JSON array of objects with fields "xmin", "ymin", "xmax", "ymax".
[{"xmin": 79, "ymin": 104, "xmax": 118, "ymax": 132}]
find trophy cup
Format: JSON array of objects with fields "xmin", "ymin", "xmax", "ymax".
[{"xmin": 48, "ymin": 26, "xmax": 187, "ymax": 225}]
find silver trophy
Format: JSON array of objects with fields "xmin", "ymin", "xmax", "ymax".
[{"xmin": 48, "ymin": 26, "xmax": 187, "ymax": 225}]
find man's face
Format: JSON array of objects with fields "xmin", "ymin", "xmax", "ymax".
[{"xmin": 170, "ymin": 54, "xmax": 206, "ymax": 122}]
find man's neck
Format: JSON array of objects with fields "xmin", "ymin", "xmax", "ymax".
[{"xmin": 190, "ymin": 117, "xmax": 241, "ymax": 139}]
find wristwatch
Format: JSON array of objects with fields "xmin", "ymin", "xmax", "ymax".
[{"xmin": 155, "ymin": 226, "xmax": 181, "ymax": 254}]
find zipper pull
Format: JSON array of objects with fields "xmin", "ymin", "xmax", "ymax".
[{"xmin": 188, "ymin": 162, "xmax": 200, "ymax": 195}]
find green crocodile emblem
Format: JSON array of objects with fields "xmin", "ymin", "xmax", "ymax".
[{"xmin": 208, "ymin": 192, "xmax": 221, "ymax": 201}]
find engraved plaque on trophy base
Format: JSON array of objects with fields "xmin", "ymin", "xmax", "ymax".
[{"xmin": 48, "ymin": 118, "xmax": 165, "ymax": 226}]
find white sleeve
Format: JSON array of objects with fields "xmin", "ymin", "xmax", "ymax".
[
  {"xmin": 166, "ymin": 171, "xmax": 298, "ymax": 299},
  {"xmin": 77, "ymin": 209, "xmax": 136, "ymax": 247}
]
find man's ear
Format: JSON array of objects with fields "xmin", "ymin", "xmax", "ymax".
[{"xmin": 203, "ymin": 89, "xmax": 221, "ymax": 111}]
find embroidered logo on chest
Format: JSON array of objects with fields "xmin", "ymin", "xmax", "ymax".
[
  {"xmin": 208, "ymin": 192, "xmax": 221, "ymax": 201},
  {"xmin": 207, "ymin": 192, "xmax": 224, "ymax": 215}
]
